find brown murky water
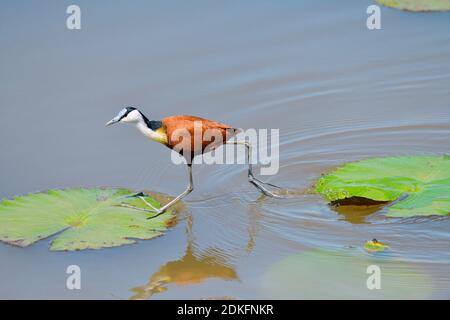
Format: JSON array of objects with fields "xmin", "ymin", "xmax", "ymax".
[{"xmin": 1, "ymin": 0, "xmax": 449, "ymax": 299}]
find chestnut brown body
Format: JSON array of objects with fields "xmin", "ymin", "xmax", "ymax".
[{"xmin": 161, "ymin": 115, "xmax": 239, "ymax": 162}]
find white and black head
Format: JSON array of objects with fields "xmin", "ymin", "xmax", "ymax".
[
  {"xmin": 105, "ymin": 107, "xmax": 144, "ymax": 127},
  {"xmin": 106, "ymin": 107, "xmax": 163, "ymax": 135}
]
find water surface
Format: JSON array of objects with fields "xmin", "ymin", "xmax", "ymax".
[{"xmin": 1, "ymin": 0, "xmax": 449, "ymax": 299}]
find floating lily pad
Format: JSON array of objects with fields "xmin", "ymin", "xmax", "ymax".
[
  {"xmin": 364, "ymin": 239, "xmax": 389, "ymax": 252},
  {"xmin": 0, "ymin": 188, "xmax": 176, "ymax": 251},
  {"xmin": 316, "ymin": 155, "xmax": 450, "ymax": 217},
  {"xmin": 262, "ymin": 250, "xmax": 432, "ymax": 299},
  {"xmin": 377, "ymin": 0, "xmax": 450, "ymax": 12}
]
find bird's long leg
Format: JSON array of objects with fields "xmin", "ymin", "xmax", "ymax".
[
  {"xmin": 119, "ymin": 164, "xmax": 194, "ymax": 219},
  {"xmin": 148, "ymin": 164, "xmax": 194, "ymax": 218},
  {"xmin": 226, "ymin": 140, "xmax": 285, "ymax": 198}
]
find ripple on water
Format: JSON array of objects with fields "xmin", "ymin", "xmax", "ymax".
[{"xmin": 188, "ymin": 119, "xmax": 450, "ymax": 270}]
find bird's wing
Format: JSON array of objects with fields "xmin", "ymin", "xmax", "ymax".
[{"xmin": 162, "ymin": 116, "xmax": 239, "ymax": 151}]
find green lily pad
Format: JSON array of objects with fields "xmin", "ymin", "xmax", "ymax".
[
  {"xmin": 364, "ymin": 239, "xmax": 389, "ymax": 252},
  {"xmin": 0, "ymin": 188, "xmax": 176, "ymax": 251},
  {"xmin": 316, "ymin": 155, "xmax": 450, "ymax": 217},
  {"xmin": 377, "ymin": 0, "xmax": 450, "ymax": 12}
]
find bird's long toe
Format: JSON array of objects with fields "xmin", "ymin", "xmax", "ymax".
[
  {"xmin": 146, "ymin": 210, "xmax": 165, "ymax": 220},
  {"xmin": 251, "ymin": 176, "xmax": 283, "ymax": 189}
]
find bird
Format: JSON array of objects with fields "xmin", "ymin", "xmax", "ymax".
[{"xmin": 106, "ymin": 107, "xmax": 283, "ymax": 218}]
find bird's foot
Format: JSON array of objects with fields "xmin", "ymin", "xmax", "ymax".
[
  {"xmin": 249, "ymin": 175, "xmax": 287, "ymax": 199},
  {"xmin": 124, "ymin": 192, "xmax": 160, "ymax": 210},
  {"xmin": 126, "ymin": 192, "xmax": 146, "ymax": 198},
  {"xmin": 118, "ymin": 203, "xmax": 166, "ymax": 219},
  {"xmin": 250, "ymin": 176, "xmax": 283, "ymax": 190},
  {"xmin": 117, "ymin": 202, "xmax": 158, "ymax": 213},
  {"xmin": 119, "ymin": 193, "xmax": 166, "ymax": 219}
]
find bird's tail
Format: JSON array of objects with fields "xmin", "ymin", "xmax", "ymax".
[{"xmin": 226, "ymin": 127, "xmax": 242, "ymax": 137}]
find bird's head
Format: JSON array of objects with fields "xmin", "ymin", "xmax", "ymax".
[
  {"xmin": 105, "ymin": 106, "xmax": 167, "ymax": 145},
  {"xmin": 105, "ymin": 107, "xmax": 143, "ymax": 127}
]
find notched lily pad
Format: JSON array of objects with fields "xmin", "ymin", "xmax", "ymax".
[
  {"xmin": 377, "ymin": 0, "xmax": 450, "ymax": 12},
  {"xmin": 316, "ymin": 155, "xmax": 450, "ymax": 217},
  {"xmin": 0, "ymin": 188, "xmax": 177, "ymax": 251}
]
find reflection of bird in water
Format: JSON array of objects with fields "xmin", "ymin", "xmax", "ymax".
[
  {"xmin": 106, "ymin": 107, "xmax": 284, "ymax": 217},
  {"xmin": 129, "ymin": 215, "xmax": 238, "ymax": 300}
]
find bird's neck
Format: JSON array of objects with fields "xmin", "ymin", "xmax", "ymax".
[{"xmin": 135, "ymin": 121, "xmax": 168, "ymax": 145}]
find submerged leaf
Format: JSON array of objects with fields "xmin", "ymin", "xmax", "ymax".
[
  {"xmin": 0, "ymin": 188, "xmax": 176, "ymax": 251},
  {"xmin": 262, "ymin": 250, "xmax": 432, "ymax": 299},
  {"xmin": 316, "ymin": 155, "xmax": 450, "ymax": 217},
  {"xmin": 377, "ymin": 0, "xmax": 450, "ymax": 12}
]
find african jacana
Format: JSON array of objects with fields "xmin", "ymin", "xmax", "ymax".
[{"xmin": 106, "ymin": 107, "xmax": 283, "ymax": 217}]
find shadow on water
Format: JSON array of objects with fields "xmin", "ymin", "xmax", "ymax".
[
  {"xmin": 332, "ymin": 203, "xmax": 386, "ymax": 224},
  {"xmin": 331, "ymin": 197, "xmax": 390, "ymax": 224}
]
